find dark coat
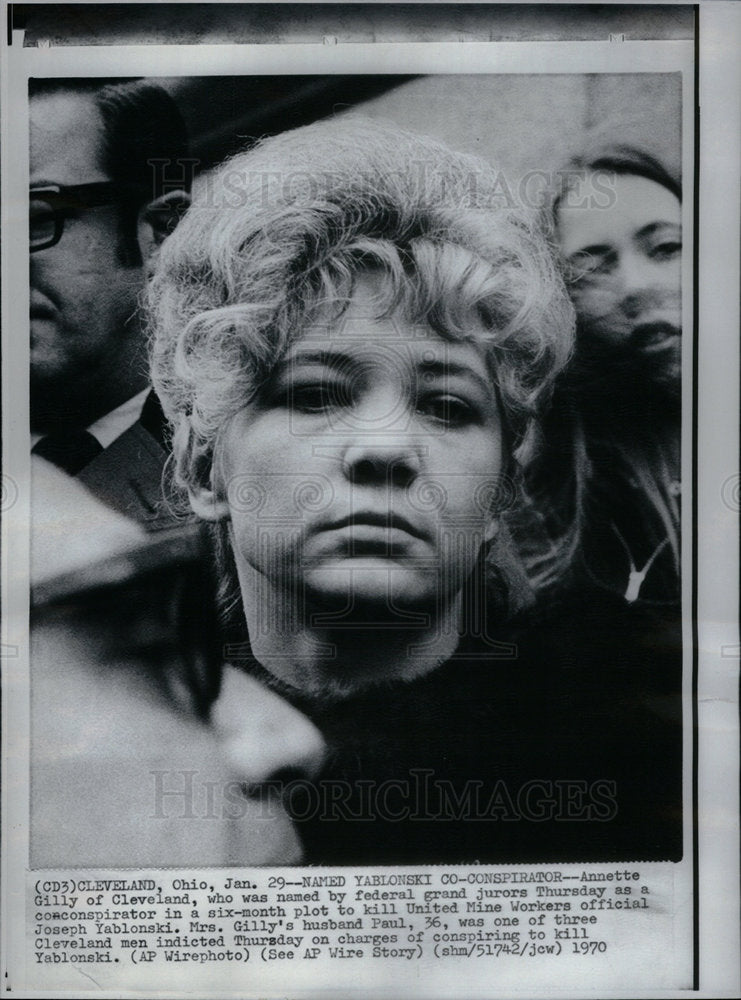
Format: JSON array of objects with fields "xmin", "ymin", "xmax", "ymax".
[{"xmin": 290, "ymin": 591, "xmax": 682, "ymax": 865}]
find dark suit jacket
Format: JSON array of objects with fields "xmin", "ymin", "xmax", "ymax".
[{"xmin": 77, "ymin": 390, "xmax": 180, "ymax": 530}]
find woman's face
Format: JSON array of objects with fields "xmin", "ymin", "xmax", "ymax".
[
  {"xmin": 557, "ymin": 172, "xmax": 681, "ymax": 376},
  {"xmin": 215, "ymin": 271, "xmax": 505, "ymax": 615}
]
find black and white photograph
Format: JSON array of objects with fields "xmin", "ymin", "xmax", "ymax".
[{"xmin": 1, "ymin": 2, "xmax": 739, "ymax": 997}]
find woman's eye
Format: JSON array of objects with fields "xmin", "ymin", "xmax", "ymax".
[
  {"xmin": 649, "ymin": 240, "xmax": 682, "ymax": 261},
  {"xmin": 418, "ymin": 395, "xmax": 477, "ymax": 427},
  {"xmin": 567, "ymin": 250, "xmax": 615, "ymax": 282},
  {"xmin": 289, "ymin": 382, "xmax": 351, "ymax": 413}
]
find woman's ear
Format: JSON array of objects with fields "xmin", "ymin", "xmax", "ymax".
[{"xmin": 188, "ymin": 483, "xmax": 230, "ymax": 522}]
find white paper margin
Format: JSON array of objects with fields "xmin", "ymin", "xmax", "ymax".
[{"xmin": 1, "ymin": 3, "xmax": 738, "ymax": 997}]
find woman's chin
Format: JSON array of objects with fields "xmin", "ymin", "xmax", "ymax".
[{"xmin": 301, "ymin": 561, "xmax": 441, "ymax": 615}]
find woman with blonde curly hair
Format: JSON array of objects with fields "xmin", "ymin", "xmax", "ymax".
[{"xmin": 148, "ymin": 119, "xmax": 680, "ymax": 864}]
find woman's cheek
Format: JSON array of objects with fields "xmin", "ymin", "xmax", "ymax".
[{"xmin": 571, "ymin": 282, "xmax": 607, "ymax": 314}]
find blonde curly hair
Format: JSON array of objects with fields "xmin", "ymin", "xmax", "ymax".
[{"xmin": 147, "ymin": 117, "xmax": 575, "ymax": 613}]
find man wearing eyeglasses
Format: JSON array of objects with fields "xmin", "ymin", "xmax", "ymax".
[{"xmin": 30, "ymin": 78, "xmax": 192, "ymax": 527}]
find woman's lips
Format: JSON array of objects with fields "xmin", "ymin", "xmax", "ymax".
[
  {"xmin": 629, "ymin": 321, "xmax": 680, "ymax": 353},
  {"xmin": 322, "ymin": 512, "xmax": 427, "ymax": 541}
]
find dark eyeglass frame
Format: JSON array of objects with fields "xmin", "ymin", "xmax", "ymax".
[{"xmin": 30, "ymin": 181, "xmax": 143, "ymax": 252}]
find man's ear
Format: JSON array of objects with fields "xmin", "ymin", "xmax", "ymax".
[
  {"xmin": 188, "ymin": 483, "xmax": 230, "ymax": 523},
  {"xmin": 137, "ymin": 190, "xmax": 191, "ymax": 274}
]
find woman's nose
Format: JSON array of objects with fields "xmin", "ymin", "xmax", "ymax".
[
  {"xmin": 342, "ymin": 437, "xmax": 422, "ymax": 489},
  {"xmin": 339, "ymin": 382, "xmax": 422, "ymax": 486},
  {"xmin": 617, "ymin": 251, "xmax": 655, "ymax": 317}
]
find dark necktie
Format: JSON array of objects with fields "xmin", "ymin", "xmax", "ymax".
[{"xmin": 32, "ymin": 429, "xmax": 103, "ymax": 476}]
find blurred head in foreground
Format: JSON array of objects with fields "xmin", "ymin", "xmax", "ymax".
[{"xmin": 149, "ymin": 118, "xmax": 574, "ymax": 697}]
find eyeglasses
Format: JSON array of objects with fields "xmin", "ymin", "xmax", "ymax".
[{"xmin": 30, "ymin": 181, "xmax": 138, "ymax": 252}]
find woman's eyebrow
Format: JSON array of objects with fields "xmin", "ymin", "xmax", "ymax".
[
  {"xmin": 277, "ymin": 350, "xmax": 356, "ymax": 373},
  {"xmin": 418, "ymin": 359, "xmax": 492, "ymax": 395},
  {"xmin": 635, "ymin": 220, "xmax": 681, "ymax": 240},
  {"xmin": 279, "ymin": 352, "xmax": 493, "ymax": 395}
]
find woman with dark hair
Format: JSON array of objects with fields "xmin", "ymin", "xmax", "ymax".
[
  {"xmin": 497, "ymin": 143, "xmax": 685, "ymax": 870},
  {"xmin": 148, "ymin": 121, "xmax": 681, "ymax": 864},
  {"xmin": 525, "ymin": 145, "xmax": 682, "ymax": 606}
]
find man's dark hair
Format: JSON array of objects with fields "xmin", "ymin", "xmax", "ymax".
[{"xmin": 30, "ymin": 77, "xmax": 193, "ymax": 264}]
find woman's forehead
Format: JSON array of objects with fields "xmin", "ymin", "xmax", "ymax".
[
  {"xmin": 273, "ymin": 268, "xmax": 499, "ymax": 395},
  {"xmin": 304, "ymin": 270, "xmax": 414, "ymax": 337},
  {"xmin": 299, "ymin": 302, "xmax": 434, "ymax": 346},
  {"xmin": 294, "ymin": 269, "xmax": 487, "ymax": 350},
  {"xmin": 557, "ymin": 172, "xmax": 681, "ymax": 256}
]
